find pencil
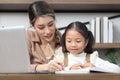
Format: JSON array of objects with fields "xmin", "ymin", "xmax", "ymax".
[{"xmin": 47, "ymin": 43, "xmax": 57, "ymax": 59}]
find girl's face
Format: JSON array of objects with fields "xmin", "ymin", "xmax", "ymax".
[
  {"xmin": 34, "ymin": 16, "xmax": 56, "ymax": 43},
  {"xmin": 65, "ymin": 29, "xmax": 88, "ymax": 55}
]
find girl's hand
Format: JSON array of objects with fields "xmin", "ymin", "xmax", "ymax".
[
  {"xmin": 70, "ymin": 64, "xmax": 82, "ymax": 70},
  {"xmin": 80, "ymin": 63, "xmax": 95, "ymax": 68},
  {"xmin": 48, "ymin": 60, "xmax": 64, "ymax": 72}
]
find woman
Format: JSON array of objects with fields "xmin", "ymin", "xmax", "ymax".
[{"xmin": 27, "ymin": 1, "xmax": 64, "ymax": 72}]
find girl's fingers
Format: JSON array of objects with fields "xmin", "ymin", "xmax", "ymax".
[
  {"xmin": 70, "ymin": 64, "xmax": 82, "ymax": 70},
  {"xmin": 80, "ymin": 63, "xmax": 95, "ymax": 68}
]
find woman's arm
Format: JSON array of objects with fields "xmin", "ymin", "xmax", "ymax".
[{"xmin": 34, "ymin": 60, "xmax": 64, "ymax": 72}]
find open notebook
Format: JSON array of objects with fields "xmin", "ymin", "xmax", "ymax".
[
  {"xmin": 0, "ymin": 26, "xmax": 33, "ymax": 73},
  {"xmin": 55, "ymin": 67, "xmax": 119, "ymax": 74},
  {"xmin": 55, "ymin": 68, "xmax": 90, "ymax": 74}
]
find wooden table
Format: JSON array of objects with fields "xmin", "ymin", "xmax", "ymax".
[{"xmin": 0, "ymin": 73, "xmax": 120, "ymax": 80}]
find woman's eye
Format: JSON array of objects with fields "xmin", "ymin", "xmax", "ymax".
[
  {"xmin": 48, "ymin": 23, "xmax": 53, "ymax": 27},
  {"xmin": 38, "ymin": 27, "xmax": 44, "ymax": 29},
  {"xmin": 36, "ymin": 25, "xmax": 45, "ymax": 29}
]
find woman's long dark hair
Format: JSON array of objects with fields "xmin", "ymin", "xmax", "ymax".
[{"xmin": 28, "ymin": 1, "xmax": 55, "ymax": 26}]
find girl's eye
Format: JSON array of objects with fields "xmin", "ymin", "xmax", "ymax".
[
  {"xmin": 67, "ymin": 40, "xmax": 71, "ymax": 43},
  {"xmin": 76, "ymin": 41, "xmax": 81, "ymax": 43}
]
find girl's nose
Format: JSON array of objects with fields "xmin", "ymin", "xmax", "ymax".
[{"xmin": 71, "ymin": 42, "xmax": 76, "ymax": 47}]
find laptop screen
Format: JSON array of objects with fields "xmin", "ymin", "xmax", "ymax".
[{"xmin": 0, "ymin": 26, "xmax": 32, "ymax": 73}]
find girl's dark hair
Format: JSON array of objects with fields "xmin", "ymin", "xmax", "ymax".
[
  {"xmin": 61, "ymin": 21, "xmax": 95, "ymax": 54},
  {"xmin": 28, "ymin": 1, "xmax": 55, "ymax": 26}
]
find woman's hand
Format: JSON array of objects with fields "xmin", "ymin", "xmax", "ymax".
[{"xmin": 48, "ymin": 60, "xmax": 64, "ymax": 72}]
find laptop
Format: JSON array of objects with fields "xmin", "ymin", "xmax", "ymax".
[{"xmin": 0, "ymin": 26, "xmax": 33, "ymax": 73}]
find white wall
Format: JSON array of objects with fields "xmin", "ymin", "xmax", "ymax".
[
  {"xmin": 0, "ymin": 13, "xmax": 29, "ymax": 28},
  {"xmin": 0, "ymin": 12, "xmax": 120, "ymax": 42},
  {"xmin": 55, "ymin": 13, "xmax": 120, "ymax": 43}
]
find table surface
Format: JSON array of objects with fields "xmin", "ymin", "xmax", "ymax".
[{"xmin": 0, "ymin": 73, "xmax": 120, "ymax": 80}]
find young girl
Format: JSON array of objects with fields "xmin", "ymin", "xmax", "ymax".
[{"xmin": 55, "ymin": 21, "xmax": 120, "ymax": 73}]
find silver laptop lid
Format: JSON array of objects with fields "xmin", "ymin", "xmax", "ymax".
[{"xmin": 0, "ymin": 26, "xmax": 31, "ymax": 73}]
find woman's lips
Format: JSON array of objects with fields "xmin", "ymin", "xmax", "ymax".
[{"xmin": 45, "ymin": 34, "xmax": 52, "ymax": 39}]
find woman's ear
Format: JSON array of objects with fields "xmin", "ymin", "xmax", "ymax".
[{"xmin": 29, "ymin": 21, "xmax": 33, "ymax": 27}]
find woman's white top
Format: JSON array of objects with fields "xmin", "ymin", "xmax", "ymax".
[{"xmin": 55, "ymin": 47, "xmax": 120, "ymax": 73}]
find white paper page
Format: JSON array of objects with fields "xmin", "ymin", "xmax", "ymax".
[{"xmin": 55, "ymin": 68, "xmax": 90, "ymax": 74}]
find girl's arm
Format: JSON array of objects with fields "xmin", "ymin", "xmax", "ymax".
[{"xmin": 94, "ymin": 57, "xmax": 120, "ymax": 73}]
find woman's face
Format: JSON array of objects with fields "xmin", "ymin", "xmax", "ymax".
[
  {"xmin": 34, "ymin": 16, "xmax": 56, "ymax": 43},
  {"xmin": 65, "ymin": 29, "xmax": 88, "ymax": 55}
]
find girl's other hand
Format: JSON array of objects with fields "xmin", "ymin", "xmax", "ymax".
[
  {"xmin": 80, "ymin": 63, "xmax": 95, "ymax": 68},
  {"xmin": 70, "ymin": 64, "xmax": 82, "ymax": 70}
]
